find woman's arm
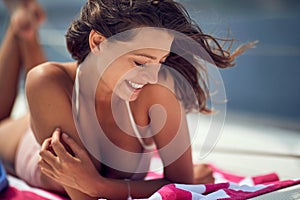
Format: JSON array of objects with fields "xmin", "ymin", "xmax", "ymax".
[
  {"xmin": 140, "ymin": 84, "xmax": 194, "ymax": 183},
  {"xmin": 26, "ymin": 62, "xmax": 100, "ymax": 200},
  {"xmin": 40, "ymin": 129, "xmax": 170, "ymax": 199},
  {"xmin": 40, "ymin": 127, "xmax": 213, "ymax": 199},
  {"xmin": 39, "ymin": 83, "xmax": 195, "ymax": 199}
]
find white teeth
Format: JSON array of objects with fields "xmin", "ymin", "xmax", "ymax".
[{"xmin": 128, "ymin": 80, "xmax": 144, "ymax": 89}]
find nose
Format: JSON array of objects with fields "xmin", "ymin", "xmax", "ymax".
[{"xmin": 142, "ymin": 63, "xmax": 161, "ymax": 84}]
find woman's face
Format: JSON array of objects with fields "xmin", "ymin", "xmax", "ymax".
[{"xmin": 97, "ymin": 29, "xmax": 174, "ymax": 101}]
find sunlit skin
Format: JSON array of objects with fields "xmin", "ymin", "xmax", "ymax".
[
  {"xmin": 0, "ymin": 1, "xmax": 214, "ymax": 199},
  {"xmin": 1, "ymin": 0, "xmax": 257, "ymax": 198},
  {"xmin": 27, "ymin": 29, "xmax": 196, "ymax": 199}
]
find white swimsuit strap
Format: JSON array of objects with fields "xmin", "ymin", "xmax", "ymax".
[
  {"xmin": 74, "ymin": 66, "xmax": 80, "ymax": 114},
  {"xmin": 125, "ymin": 101, "xmax": 155, "ymax": 151}
]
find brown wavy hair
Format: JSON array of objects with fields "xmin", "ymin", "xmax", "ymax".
[{"xmin": 66, "ymin": 0, "xmax": 255, "ymax": 113}]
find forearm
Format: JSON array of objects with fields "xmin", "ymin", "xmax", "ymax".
[{"xmin": 91, "ymin": 177, "xmax": 170, "ymax": 199}]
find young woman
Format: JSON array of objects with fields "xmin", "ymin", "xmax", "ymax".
[{"xmin": 0, "ymin": 0, "xmax": 253, "ymax": 199}]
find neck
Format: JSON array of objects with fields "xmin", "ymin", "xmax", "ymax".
[{"xmin": 95, "ymin": 78, "xmax": 112, "ymax": 101}]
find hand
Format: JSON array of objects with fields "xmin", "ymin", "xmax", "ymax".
[
  {"xmin": 193, "ymin": 164, "xmax": 214, "ymax": 184},
  {"xmin": 39, "ymin": 128, "xmax": 102, "ymax": 196}
]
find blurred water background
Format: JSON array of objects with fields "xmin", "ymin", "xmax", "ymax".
[{"xmin": 0, "ymin": 0, "xmax": 299, "ymax": 130}]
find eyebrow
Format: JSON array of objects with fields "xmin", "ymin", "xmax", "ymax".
[{"xmin": 133, "ymin": 53, "xmax": 170, "ymax": 60}]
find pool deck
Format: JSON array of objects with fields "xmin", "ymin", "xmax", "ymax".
[{"xmin": 190, "ymin": 112, "xmax": 300, "ymax": 180}]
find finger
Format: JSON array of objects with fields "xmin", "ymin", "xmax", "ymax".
[
  {"xmin": 51, "ymin": 128, "xmax": 70, "ymax": 160},
  {"xmin": 41, "ymin": 138, "xmax": 52, "ymax": 151},
  {"xmin": 39, "ymin": 147, "xmax": 58, "ymax": 164},
  {"xmin": 39, "ymin": 158, "xmax": 52, "ymax": 171},
  {"xmin": 41, "ymin": 137, "xmax": 57, "ymax": 156},
  {"xmin": 40, "ymin": 166, "xmax": 57, "ymax": 181},
  {"xmin": 39, "ymin": 159, "xmax": 57, "ymax": 178},
  {"xmin": 61, "ymin": 132, "xmax": 87, "ymax": 158}
]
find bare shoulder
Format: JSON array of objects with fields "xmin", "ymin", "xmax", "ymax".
[
  {"xmin": 137, "ymin": 68, "xmax": 177, "ymax": 107},
  {"xmin": 137, "ymin": 83, "xmax": 178, "ymax": 108},
  {"xmin": 25, "ymin": 61, "xmax": 78, "ymax": 144},
  {"xmin": 26, "ymin": 62, "xmax": 76, "ymax": 91},
  {"xmin": 130, "ymin": 83, "xmax": 181, "ymax": 126},
  {"xmin": 132, "ymin": 70, "xmax": 179, "ymax": 119},
  {"xmin": 26, "ymin": 61, "xmax": 78, "ymax": 101}
]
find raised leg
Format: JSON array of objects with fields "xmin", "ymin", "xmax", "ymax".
[
  {"xmin": 0, "ymin": 21, "xmax": 22, "ymax": 121},
  {"xmin": 8, "ymin": 0, "xmax": 47, "ymax": 73},
  {"xmin": 0, "ymin": 0, "xmax": 46, "ymax": 175},
  {"xmin": 0, "ymin": 0, "xmax": 46, "ymax": 121},
  {"xmin": 19, "ymin": 31, "xmax": 47, "ymax": 73}
]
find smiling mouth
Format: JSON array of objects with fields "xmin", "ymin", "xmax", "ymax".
[{"xmin": 127, "ymin": 80, "xmax": 144, "ymax": 90}]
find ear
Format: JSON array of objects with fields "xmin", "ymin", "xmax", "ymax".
[{"xmin": 89, "ymin": 30, "xmax": 106, "ymax": 54}]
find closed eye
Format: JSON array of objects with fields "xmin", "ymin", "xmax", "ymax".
[{"xmin": 134, "ymin": 61, "xmax": 146, "ymax": 68}]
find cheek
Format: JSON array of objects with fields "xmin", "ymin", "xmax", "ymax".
[
  {"xmin": 101, "ymin": 64, "xmax": 130, "ymax": 87},
  {"xmin": 100, "ymin": 69, "xmax": 116, "ymax": 88},
  {"xmin": 118, "ymin": 68, "xmax": 141, "ymax": 82}
]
